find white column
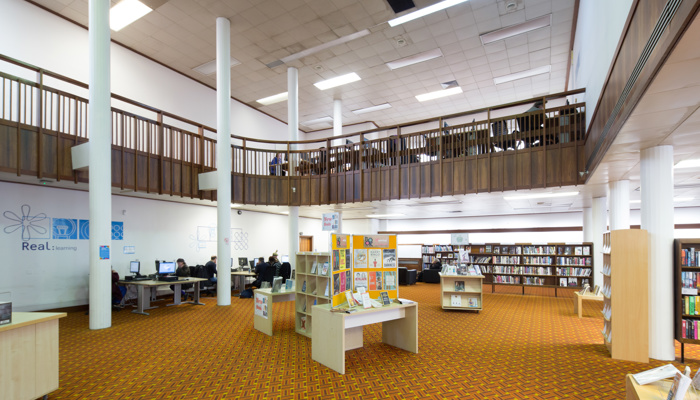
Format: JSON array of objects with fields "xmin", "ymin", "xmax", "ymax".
[
  {"xmin": 336, "ymin": 211, "xmax": 343, "ymax": 233},
  {"xmin": 333, "ymin": 99, "xmax": 343, "ymax": 147},
  {"xmin": 609, "ymin": 180, "xmax": 630, "ymax": 230},
  {"xmin": 215, "ymin": 17, "xmax": 232, "ymax": 305},
  {"xmin": 88, "ymin": 0, "xmax": 112, "ymax": 330},
  {"xmin": 288, "ymin": 67, "xmax": 299, "ymax": 271},
  {"xmin": 369, "ymin": 218, "xmax": 380, "ymax": 235},
  {"xmin": 591, "ymin": 197, "xmax": 607, "ymax": 282},
  {"xmin": 641, "ymin": 145, "xmax": 674, "ymax": 360},
  {"xmin": 582, "ymin": 207, "xmax": 593, "ymax": 242}
]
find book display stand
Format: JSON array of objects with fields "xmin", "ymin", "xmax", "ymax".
[
  {"xmin": 602, "ymin": 229, "xmax": 649, "ymax": 363},
  {"xmin": 439, "ymin": 273, "xmax": 483, "ymax": 311},
  {"xmin": 674, "ymin": 238, "xmax": 700, "ymax": 362},
  {"xmin": 294, "ymin": 252, "xmax": 331, "ymax": 338}
]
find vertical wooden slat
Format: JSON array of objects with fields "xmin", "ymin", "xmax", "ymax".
[{"xmin": 157, "ymin": 112, "xmax": 164, "ymax": 195}]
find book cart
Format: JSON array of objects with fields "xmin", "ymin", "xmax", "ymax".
[
  {"xmin": 602, "ymin": 230, "xmax": 648, "ymax": 363},
  {"xmin": 423, "ymin": 242, "xmax": 594, "ymax": 296},
  {"xmin": 674, "ymin": 238, "xmax": 700, "ymax": 362}
]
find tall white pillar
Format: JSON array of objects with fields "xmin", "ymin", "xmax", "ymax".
[
  {"xmin": 591, "ymin": 197, "xmax": 607, "ymax": 282},
  {"xmin": 88, "ymin": 0, "xmax": 112, "ymax": 330},
  {"xmin": 369, "ymin": 218, "xmax": 380, "ymax": 235},
  {"xmin": 288, "ymin": 67, "xmax": 299, "ymax": 271},
  {"xmin": 215, "ymin": 17, "xmax": 232, "ymax": 305},
  {"xmin": 609, "ymin": 180, "xmax": 630, "ymax": 230},
  {"xmin": 333, "ymin": 99, "xmax": 343, "ymax": 147},
  {"xmin": 582, "ymin": 207, "xmax": 593, "ymax": 242},
  {"xmin": 641, "ymin": 145, "xmax": 674, "ymax": 360}
]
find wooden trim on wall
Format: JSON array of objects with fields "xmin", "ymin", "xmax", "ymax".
[{"xmin": 565, "ymin": 0, "xmax": 581, "ymax": 91}]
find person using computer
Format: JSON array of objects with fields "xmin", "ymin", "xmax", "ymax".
[
  {"xmin": 251, "ymin": 257, "xmax": 268, "ymax": 288},
  {"xmin": 269, "ymin": 254, "xmax": 282, "ymax": 276},
  {"xmin": 205, "ymin": 255, "xmax": 217, "ymax": 283},
  {"xmin": 111, "ymin": 269, "xmax": 124, "ymax": 310},
  {"xmin": 170, "ymin": 258, "xmax": 192, "ymax": 297}
]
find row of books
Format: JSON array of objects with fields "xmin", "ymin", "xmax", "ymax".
[
  {"xmin": 556, "ymin": 257, "xmax": 592, "ymax": 266},
  {"xmin": 493, "ymin": 275, "xmax": 521, "ymax": 284},
  {"xmin": 309, "ymin": 262, "xmax": 330, "ymax": 276},
  {"xmin": 524, "ymin": 277, "xmax": 546, "ymax": 285},
  {"xmin": 602, "ymin": 320, "xmax": 611, "ymax": 343},
  {"xmin": 683, "ymin": 296, "xmax": 700, "ymax": 315},
  {"xmin": 556, "ymin": 267, "xmax": 592, "ymax": 277},
  {"xmin": 435, "ymin": 253, "xmax": 455, "ymax": 258},
  {"xmin": 493, "ymin": 256, "xmax": 521, "ymax": 264},
  {"xmin": 470, "ymin": 256, "xmax": 491, "ymax": 263},
  {"xmin": 681, "ymin": 271, "xmax": 700, "ymax": 289},
  {"xmin": 471, "ymin": 245, "xmax": 591, "ymax": 255},
  {"xmin": 682, "ymin": 319, "xmax": 700, "ymax": 339},
  {"xmin": 523, "ymin": 246, "xmax": 556, "ymax": 255},
  {"xmin": 682, "ymin": 247, "xmax": 700, "ymax": 267},
  {"xmin": 490, "ymin": 266, "xmax": 523, "ymax": 274},
  {"xmin": 559, "ymin": 277, "xmax": 583, "ymax": 287},
  {"xmin": 602, "ymin": 303, "xmax": 611, "ymax": 320},
  {"xmin": 522, "ymin": 266, "xmax": 552, "ymax": 275},
  {"xmin": 523, "ymin": 256, "xmax": 553, "ymax": 265}
]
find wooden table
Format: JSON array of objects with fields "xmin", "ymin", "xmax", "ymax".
[
  {"xmin": 231, "ymin": 270, "xmax": 256, "ymax": 295},
  {"xmin": 253, "ymin": 287, "xmax": 295, "ymax": 336},
  {"xmin": 625, "ymin": 374, "xmax": 700, "ymax": 399},
  {"xmin": 311, "ymin": 302, "xmax": 418, "ymax": 374},
  {"xmin": 573, "ymin": 291, "xmax": 604, "ymax": 318},
  {"xmin": 119, "ymin": 277, "xmax": 207, "ymax": 315},
  {"xmin": 0, "ymin": 312, "xmax": 66, "ymax": 400}
]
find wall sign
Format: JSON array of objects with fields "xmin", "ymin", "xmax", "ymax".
[{"xmin": 322, "ymin": 212, "xmax": 339, "ymax": 231}]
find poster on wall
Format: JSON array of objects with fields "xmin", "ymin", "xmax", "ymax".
[
  {"xmin": 352, "ymin": 234, "xmax": 398, "ymax": 301},
  {"xmin": 254, "ymin": 293, "xmax": 268, "ymax": 319},
  {"xmin": 451, "ymin": 233, "xmax": 469, "ymax": 246},
  {"xmin": 368, "ymin": 249, "xmax": 382, "ymax": 269},
  {"xmin": 383, "ymin": 249, "xmax": 396, "ymax": 269},
  {"xmin": 354, "ymin": 249, "xmax": 367, "ymax": 268}
]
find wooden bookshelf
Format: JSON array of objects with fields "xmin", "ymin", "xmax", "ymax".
[
  {"xmin": 674, "ymin": 238, "xmax": 700, "ymax": 362},
  {"xmin": 602, "ymin": 230, "xmax": 648, "ymax": 363},
  {"xmin": 295, "ymin": 252, "xmax": 332, "ymax": 338},
  {"xmin": 439, "ymin": 273, "xmax": 483, "ymax": 311},
  {"xmin": 424, "ymin": 242, "xmax": 594, "ymax": 296}
]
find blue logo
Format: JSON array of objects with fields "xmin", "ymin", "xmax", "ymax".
[
  {"xmin": 79, "ymin": 220, "xmax": 89, "ymax": 240},
  {"xmin": 112, "ymin": 222, "xmax": 123, "ymax": 240},
  {"xmin": 52, "ymin": 218, "xmax": 78, "ymax": 239}
]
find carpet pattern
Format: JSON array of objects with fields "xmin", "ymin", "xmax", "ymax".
[{"xmin": 52, "ymin": 284, "xmax": 698, "ymax": 399}]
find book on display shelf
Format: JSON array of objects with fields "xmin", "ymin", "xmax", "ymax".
[
  {"xmin": 321, "ymin": 262, "xmax": 330, "ymax": 276},
  {"xmin": 301, "ymin": 281, "xmax": 306, "ymax": 292},
  {"xmin": 271, "ymin": 277, "xmax": 283, "ymax": 293},
  {"xmin": 310, "ymin": 262, "xmax": 318, "ymax": 274},
  {"xmin": 380, "ymin": 291, "xmax": 391, "ymax": 305},
  {"xmin": 454, "ymin": 281, "xmax": 465, "ymax": 292},
  {"xmin": 285, "ymin": 279, "xmax": 294, "ymax": 291},
  {"xmin": 451, "ymin": 295, "xmax": 462, "ymax": 307}
]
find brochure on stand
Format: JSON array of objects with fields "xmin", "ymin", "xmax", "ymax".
[
  {"xmin": 667, "ymin": 372, "xmax": 692, "ymax": 400},
  {"xmin": 632, "ymin": 364, "xmax": 681, "ymax": 385}
]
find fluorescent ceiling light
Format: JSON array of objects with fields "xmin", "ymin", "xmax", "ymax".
[
  {"xmin": 503, "ymin": 191, "xmax": 579, "ymax": 200},
  {"xmin": 386, "ymin": 48, "xmax": 444, "ymax": 70},
  {"xmin": 257, "ymin": 92, "xmax": 288, "ymax": 106},
  {"xmin": 314, "ymin": 73, "xmax": 361, "ymax": 90},
  {"xmin": 230, "ymin": 203, "xmax": 243, "ymax": 208},
  {"xmin": 280, "ymin": 211, "xmax": 290, "ymax": 215},
  {"xmin": 480, "ymin": 15, "xmax": 552, "ymax": 45},
  {"xmin": 352, "ymin": 103, "xmax": 392, "ymax": 115},
  {"xmin": 416, "ymin": 86, "xmax": 463, "ymax": 102},
  {"xmin": 388, "ymin": 0, "xmax": 470, "ymax": 27},
  {"xmin": 629, "ymin": 200, "xmax": 641, "ymax": 204},
  {"xmin": 675, "ymin": 159, "xmax": 700, "ymax": 169},
  {"xmin": 193, "ymin": 57, "xmax": 241, "ymax": 76},
  {"xmin": 366, "ymin": 213, "xmax": 405, "ymax": 218},
  {"xmin": 110, "ymin": 0, "xmax": 152, "ymax": 31},
  {"xmin": 494, "ymin": 65, "xmax": 551, "ymax": 85},
  {"xmin": 302, "ymin": 116, "xmax": 333, "ymax": 125},
  {"xmin": 675, "ymin": 197, "xmax": 694, "ymax": 202},
  {"xmin": 279, "ymin": 30, "xmax": 370, "ymax": 64}
]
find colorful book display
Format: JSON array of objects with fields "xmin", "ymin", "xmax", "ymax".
[
  {"xmin": 330, "ymin": 233, "xmax": 353, "ymax": 307},
  {"xmin": 352, "ymin": 234, "xmax": 398, "ymax": 302}
]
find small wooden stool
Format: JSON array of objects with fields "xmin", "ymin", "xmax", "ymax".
[{"xmin": 573, "ymin": 292, "xmax": 604, "ymax": 318}]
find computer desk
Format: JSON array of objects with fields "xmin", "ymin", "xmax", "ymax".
[
  {"xmin": 253, "ymin": 287, "xmax": 295, "ymax": 336},
  {"xmin": 231, "ymin": 270, "xmax": 256, "ymax": 295},
  {"xmin": 119, "ymin": 277, "xmax": 208, "ymax": 315}
]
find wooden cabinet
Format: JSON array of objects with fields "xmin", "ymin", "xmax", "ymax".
[
  {"xmin": 602, "ymin": 230, "xmax": 648, "ymax": 363},
  {"xmin": 295, "ymin": 252, "xmax": 331, "ymax": 338},
  {"xmin": 439, "ymin": 273, "xmax": 483, "ymax": 311}
]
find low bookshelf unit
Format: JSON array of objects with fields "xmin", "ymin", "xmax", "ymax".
[
  {"xmin": 439, "ymin": 273, "xmax": 483, "ymax": 311},
  {"xmin": 674, "ymin": 238, "xmax": 700, "ymax": 362},
  {"xmin": 295, "ymin": 252, "xmax": 332, "ymax": 338},
  {"xmin": 422, "ymin": 242, "xmax": 593, "ymax": 297}
]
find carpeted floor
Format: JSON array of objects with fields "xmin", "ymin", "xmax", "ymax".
[{"xmin": 52, "ymin": 283, "xmax": 697, "ymax": 399}]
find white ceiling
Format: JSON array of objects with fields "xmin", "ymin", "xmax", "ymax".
[{"xmin": 29, "ymin": 0, "xmax": 574, "ymax": 129}]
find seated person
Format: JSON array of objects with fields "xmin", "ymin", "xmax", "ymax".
[
  {"xmin": 251, "ymin": 257, "xmax": 268, "ymax": 288},
  {"xmin": 269, "ymin": 152, "xmax": 286, "ymax": 176},
  {"xmin": 112, "ymin": 269, "xmax": 124, "ymax": 309},
  {"xmin": 517, "ymin": 100, "xmax": 547, "ymax": 148},
  {"xmin": 269, "ymin": 254, "xmax": 282, "ymax": 276},
  {"xmin": 417, "ymin": 258, "xmax": 442, "ymax": 282},
  {"xmin": 170, "ymin": 258, "xmax": 193, "ymax": 296},
  {"xmin": 204, "ymin": 255, "xmax": 217, "ymax": 284}
]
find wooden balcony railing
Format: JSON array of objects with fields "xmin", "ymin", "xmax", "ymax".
[{"xmin": 0, "ymin": 54, "xmax": 586, "ymax": 206}]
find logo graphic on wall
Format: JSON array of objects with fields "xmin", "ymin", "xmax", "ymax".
[
  {"xmin": 189, "ymin": 225, "xmax": 248, "ymax": 252},
  {"xmin": 3, "ymin": 205, "xmax": 49, "ymax": 240},
  {"xmin": 3, "ymin": 204, "xmax": 124, "ymax": 245}
]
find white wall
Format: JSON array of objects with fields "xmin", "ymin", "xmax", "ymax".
[
  {"xmin": 0, "ymin": 0, "xmax": 288, "ymax": 143},
  {"xmin": 571, "ymin": 0, "xmax": 634, "ymax": 126}
]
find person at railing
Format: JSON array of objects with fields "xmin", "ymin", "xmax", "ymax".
[{"xmin": 269, "ymin": 152, "xmax": 286, "ymax": 176}]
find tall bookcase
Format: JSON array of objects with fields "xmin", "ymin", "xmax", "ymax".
[
  {"xmin": 602, "ymin": 230, "xmax": 648, "ymax": 363},
  {"xmin": 424, "ymin": 242, "xmax": 593, "ymax": 296},
  {"xmin": 295, "ymin": 252, "xmax": 331, "ymax": 338},
  {"xmin": 674, "ymin": 238, "xmax": 700, "ymax": 362}
]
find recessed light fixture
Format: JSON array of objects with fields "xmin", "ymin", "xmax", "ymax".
[
  {"xmin": 352, "ymin": 103, "xmax": 392, "ymax": 115},
  {"xmin": 302, "ymin": 116, "xmax": 333, "ymax": 125},
  {"xmin": 388, "ymin": 0, "xmax": 470, "ymax": 27},
  {"xmin": 366, "ymin": 213, "xmax": 405, "ymax": 218},
  {"xmin": 386, "ymin": 48, "xmax": 443, "ymax": 70},
  {"xmin": 110, "ymin": 0, "xmax": 152, "ymax": 31},
  {"xmin": 314, "ymin": 73, "xmax": 361, "ymax": 90},
  {"xmin": 674, "ymin": 197, "xmax": 694, "ymax": 202},
  {"xmin": 415, "ymin": 86, "xmax": 463, "ymax": 102},
  {"xmin": 503, "ymin": 191, "xmax": 579, "ymax": 200},
  {"xmin": 675, "ymin": 159, "xmax": 700, "ymax": 169},
  {"xmin": 494, "ymin": 65, "xmax": 551, "ymax": 85},
  {"xmin": 193, "ymin": 56, "xmax": 241, "ymax": 76},
  {"xmin": 257, "ymin": 92, "xmax": 288, "ymax": 106},
  {"xmin": 480, "ymin": 14, "xmax": 552, "ymax": 45}
]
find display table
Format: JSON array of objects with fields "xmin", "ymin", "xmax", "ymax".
[
  {"xmin": 311, "ymin": 303, "xmax": 418, "ymax": 374},
  {"xmin": 253, "ymin": 287, "xmax": 295, "ymax": 336},
  {"xmin": 573, "ymin": 291, "xmax": 604, "ymax": 318},
  {"xmin": 625, "ymin": 374, "xmax": 700, "ymax": 399},
  {"xmin": 119, "ymin": 277, "xmax": 207, "ymax": 315},
  {"xmin": 439, "ymin": 273, "xmax": 484, "ymax": 311},
  {"xmin": 0, "ymin": 312, "xmax": 66, "ymax": 400}
]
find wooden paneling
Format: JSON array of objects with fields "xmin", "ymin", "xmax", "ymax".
[
  {"xmin": 0, "ymin": 124, "xmax": 17, "ymax": 171},
  {"xmin": 516, "ymin": 151, "xmax": 531, "ymax": 189},
  {"xmin": 464, "ymin": 158, "xmax": 477, "ymax": 193},
  {"xmin": 442, "ymin": 159, "xmax": 454, "ymax": 195},
  {"xmin": 546, "ymin": 148, "xmax": 561, "ymax": 186},
  {"xmin": 490, "ymin": 156, "xmax": 502, "ymax": 192},
  {"xmin": 531, "ymin": 149, "xmax": 545, "ymax": 188},
  {"xmin": 503, "ymin": 152, "xmax": 516, "ymax": 191},
  {"xmin": 20, "ymin": 128, "xmax": 38, "ymax": 174},
  {"xmin": 319, "ymin": 176, "xmax": 328, "ymax": 204},
  {"xmin": 561, "ymin": 146, "xmax": 577, "ymax": 186},
  {"xmin": 477, "ymin": 157, "xmax": 489, "ymax": 192}
]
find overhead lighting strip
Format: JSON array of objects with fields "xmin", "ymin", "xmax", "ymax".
[
  {"xmin": 480, "ymin": 14, "xmax": 552, "ymax": 45},
  {"xmin": 314, "ymin": 73, "xmax": 361, "ymax": 90},
  {"xmin": 110, "ymin": 0, "xmax": 152, "ymax": 31},
  {"xmin": 388, "ymin": 0, "xmax": 470, "ymax": 27},
  {"xmin": 257, "ymin": 92, "xmax": 288, "ymax": 106},
  {"xmin": 386, "ymin": 48, "xmax": 443, "ymax": 70},
  {"xmin": 415, "ymin": 86, "xmax": 463, "ymax": 102},
  {"xmin": 493, "ymin": 65, "xmax": 551, "ymax": 85}
]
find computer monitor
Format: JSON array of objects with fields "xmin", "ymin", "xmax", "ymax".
[
  {"xmin": 281, "ymin": 255, "xmax": 289, "ymax": 263},
  {"xmin": 238, "ymin": 257, "xmax": 248, "ymax": 267},
  {"xmin": 159, "ymin": 261, "xmax": 176, "ymax": 275},
  {"xmin": 249, "ymin": 260, "xmax": 255, "ymax": 269},
  {"xmin": 130, "ymin": 261, "xmax": 140, "ymax": 276}
]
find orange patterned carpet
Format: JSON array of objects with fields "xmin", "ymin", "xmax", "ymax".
[{"xmin": 52, "ymin": 283, "xmax": 697, "ymax": 399}]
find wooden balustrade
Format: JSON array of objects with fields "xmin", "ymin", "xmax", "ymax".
[{"xmin": 0, "ymin": 54, "xmax": 586, "ymax": 206}]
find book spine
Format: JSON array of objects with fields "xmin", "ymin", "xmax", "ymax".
[{"xmin": 683, "ymin": 319, "xmax": 687, "ymax": 338}]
